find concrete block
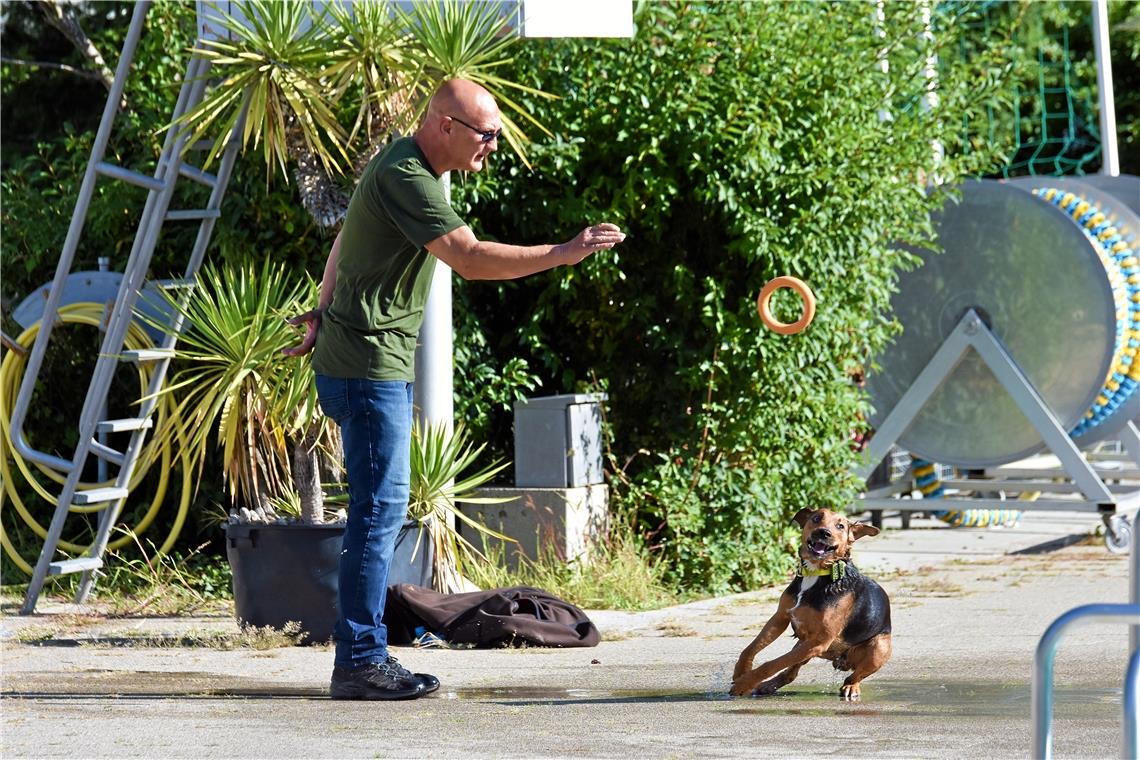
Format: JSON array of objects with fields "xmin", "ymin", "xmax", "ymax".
[{"xmin": 457, "ymin": 485, "xmax": 609, "ymax": 569}]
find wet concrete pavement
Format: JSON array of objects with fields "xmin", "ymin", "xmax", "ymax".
[{"xmin": 2, "ymin": 510, "xmax": 1136, "ymax": 759}]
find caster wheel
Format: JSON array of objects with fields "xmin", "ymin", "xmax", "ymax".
[{"xmin": 1104, "ymin": 515, "xmax": 1132, "ymax": 555}]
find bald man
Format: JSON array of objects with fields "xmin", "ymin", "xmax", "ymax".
[{"xmin": 285, "ymin": 79, "xmax": 624, "ymax": 701}]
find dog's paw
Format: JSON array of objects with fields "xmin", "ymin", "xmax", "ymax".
[
  {"xmin": 729, "ymin": 678, "xmax": 754, "ymax": 697},
  {"xmin": 752, "ymin": 680, "xmax": 781, "ymax": 697},
  {"xmin": 839, "ymin": 684, "xmax": 861, "ymax": 701}
]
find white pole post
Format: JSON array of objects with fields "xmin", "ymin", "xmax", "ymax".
[
  {"xmin": 414, "ymin": 172, "xmax": 455, "ymax": 435},
  {"xmin": 920, "ymin": 0, "xmax": 944, "ymax": 174},
  {"xmin": 1091, "ymin": 0, "xmax": 1120, "ymax": 176}
]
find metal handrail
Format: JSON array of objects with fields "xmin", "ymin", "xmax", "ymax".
[
  {"xmin": 1127, "ymin": 650, "xmax": 1139, "ymax": 758},
  {"xmin": 1032, "ymin": 508, "xmax": 1140, "ymax": 759}
]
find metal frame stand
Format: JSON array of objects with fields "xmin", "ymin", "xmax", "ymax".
[{"xmin": 854, "ymin": 309, "xmax": 1138, "ymax": 552}]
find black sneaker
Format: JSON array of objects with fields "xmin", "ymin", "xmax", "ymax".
[
  {"xmin": 329, "ymin": 660, "xmax": 427, "ymax": 701},
  {"xmin": 381, "ymin": 655, "xmax": 440, "ymax": 695}
]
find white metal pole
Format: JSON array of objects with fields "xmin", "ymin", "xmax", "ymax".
[
  {"xmin": 874, "ymin": 0, "xmax": 891, "ymax": 124},
  {"xmin": 920, "ymin": 0, "xmax": 944, "ymax": 173},
  {"xmin": 1091, "ymin": 0, "xmax": 1120, "ymax": 176},
  {"xmin": 414, "ymin": 172, "xmax": 455, "ymax": 434},
  {"xmin": 1132, "ymin": 506, "xmax": 1139, "ymax": 654}
]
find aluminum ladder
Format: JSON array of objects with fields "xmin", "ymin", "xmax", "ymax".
[{"xmin": 11, "ymin": 0, "xmax": 243, "ymax": 614}]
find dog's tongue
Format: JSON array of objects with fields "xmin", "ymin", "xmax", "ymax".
[{"xmin": 810, "ymin": 540, "xmax": 830, "ymax": 556}]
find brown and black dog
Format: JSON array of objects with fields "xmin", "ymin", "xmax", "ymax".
[{"xmin": 730, "ymin": 507, "xmax": 892, "ymax": 701}]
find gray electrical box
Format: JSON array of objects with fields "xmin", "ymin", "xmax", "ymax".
[{"xmin": 513, "ymin": 393, "xmax": 607, "ymax": 487}]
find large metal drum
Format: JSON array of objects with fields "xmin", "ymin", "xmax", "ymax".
[{"xmin": 866, "ymin": 179, "xmax": 1122, "ymax": 467}]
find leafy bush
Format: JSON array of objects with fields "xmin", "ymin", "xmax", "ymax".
[{"xmin": 452, "ymin": 1, "xmax": 1019, "ymax": 593}]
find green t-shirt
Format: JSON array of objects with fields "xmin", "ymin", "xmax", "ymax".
[{"xmin": 312, "ymin": 137, "xmax": 465, "ymax": 380}]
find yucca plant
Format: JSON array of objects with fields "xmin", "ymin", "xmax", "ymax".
[
  {"xmin": 171, "ymin": 0, "xmax": 555, "ymax": 227},
  {"xmin": 390, "ymin": 0, "xmax": 555, "ymax": 161},
  {"xmin": 320, "ymin": 0, "xmax": 414, "ymax": 151},
  {"xmin": 408, "ymin": 421, "xmax": 514, "ymax": 592},
  {"xmin": 153, "ymin": 260, "xmax": 333, "ymax": 523}
]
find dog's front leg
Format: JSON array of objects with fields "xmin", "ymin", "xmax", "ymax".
[
  {"xmin": 731, "ymin": 639, "xmax": 825, "ymax": 696},
  {"xmin": 733, "ymin": 593, "xmax": 795, "ymax": 682}
]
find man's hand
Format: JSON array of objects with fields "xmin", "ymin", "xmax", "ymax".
[
  {"xmin": 557, "ymin": 223, "xmax": 626, "ymax": 264},
  {"xmin": 282, "ymin": 307, "xmax": 325, "ymax": 357}
]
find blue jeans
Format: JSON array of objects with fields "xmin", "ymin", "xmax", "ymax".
[{"xmin": 315, "ymin": 374, "xmax": 413, "ymax": 668}]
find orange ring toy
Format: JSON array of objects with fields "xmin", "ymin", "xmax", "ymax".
[{"xmin": 757, "ymin": 276, "xmax": 816, "ymax": 335}]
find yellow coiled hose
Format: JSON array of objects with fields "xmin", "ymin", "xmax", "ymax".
[{"xmin": 0, "ymin": 303, "xmax": 193, "ymax": 574}]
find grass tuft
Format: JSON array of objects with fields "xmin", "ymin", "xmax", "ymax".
[{"xmin": 462, "ymin": 523, "xmax": 679, "ymax": 611}]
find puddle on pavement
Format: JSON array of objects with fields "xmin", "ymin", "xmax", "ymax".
[
  {"xmin": 1, "ymin": 671, "xmax": 1121, "ymax": 718},
  {"xmin": 723, "ymin": 680, "xmax": 1119, "ymax": 719},
  {"xmin": 439, "ymin": 687, "xmax": 732, "ymax": 703},
  {"xmin": 1, "ymin": 670, "xmax": 323, "ymax": 699}
]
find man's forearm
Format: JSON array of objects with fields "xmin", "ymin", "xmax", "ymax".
[
  {"xmin": 319, "ymin": 232, "xmax": 341, "ymax": 308},
  {"xmin": 461, "ymin": 239, "xmax": 569, "ymax": 281},
  {"xmin": 425, "ymin": 223, "xmax": 623, "ymax": 282}
]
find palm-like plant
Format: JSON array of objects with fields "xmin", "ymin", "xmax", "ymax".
[
  {"xmin": 321, "ymin": 0, "xmax": 413, "ymax": 153},
  {"xmin": 155, "ymin": 261, "xmax": 332, "ymax": 522},
  {"xmin": 172, "ymin": 0, "xmax": 555, "ymax": 227},
  {"xmin": 175, "ymin": 0, "xmax": 349, "ymax": 179},
  {"xmin": 409, "ymin": 421, "xmax": 514, "ymax": 592},
  {"xmin": 390, "ymin": 0, "xmax": 554, "ymax": 161}
]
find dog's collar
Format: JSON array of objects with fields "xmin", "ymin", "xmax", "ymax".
[{"xmin": 799, "ymin": 559, "xmax": 846, "ymax": 581}]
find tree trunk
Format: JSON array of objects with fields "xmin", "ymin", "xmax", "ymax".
[
  {"xmin": 35, "ymin": 0, "xmax": 125, "ymax": 110},
  {"xmin": 286, "ymin": 117, "xmax": 350, "ymax": 228},
  {"xmin": 294, "ymin": 423, "xmax": 323, "ymax": 524},
  {"xmin": 284, "ymin": 92, "xmax": 405, "ymax": 228}
]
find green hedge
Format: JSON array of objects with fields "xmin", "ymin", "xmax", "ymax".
[{"xmin": 450, "ymin": 1, "xmax": 1018, "ymax": 593}]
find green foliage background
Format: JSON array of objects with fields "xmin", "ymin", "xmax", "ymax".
[
  {"xmin": 447, "ymin": 1, "xmax": 1028, "ymax": 593},
  {"xmin": 2, "ymin": 0, "xmax": 1138, "ymax": 593}
]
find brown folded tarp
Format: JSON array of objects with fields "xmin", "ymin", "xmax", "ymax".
[{"xmin": 382, "ymin": 583, "xmax": 600, "ymax": 648}]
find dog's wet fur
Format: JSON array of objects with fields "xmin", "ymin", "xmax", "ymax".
[{"xmin": 730, "ymin": 508, "xmax": 892, "ymax": 701}]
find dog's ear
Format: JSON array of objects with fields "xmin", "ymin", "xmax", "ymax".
[
  {"xmin": 850, "ymin": 521, "xmax": 880, "ymax": 541},
  {"xmin": 793, "ymin": 508, "xmax": 814, "ymax": 528}
]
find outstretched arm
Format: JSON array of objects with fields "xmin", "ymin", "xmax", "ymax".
[
  {"xmin": 425, "ymin": 223, "xmax": 625, "ymax": 281},
  {"xmin": 282, "ymin": 231, "xmax": 341, "ymax": 357}
]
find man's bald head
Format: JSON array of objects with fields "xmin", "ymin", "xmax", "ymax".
[
  {"xmin": 415, "ymin": 78, "xmax": 502, "ymax": 174},
  {"xmin": 426, "ymin": 79, "xmax": 499, "ymax": 123}
]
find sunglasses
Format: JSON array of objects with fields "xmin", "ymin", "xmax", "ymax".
[{"xmin": 449, "ymin": 115, "xmax": 502, "ymax": 144}]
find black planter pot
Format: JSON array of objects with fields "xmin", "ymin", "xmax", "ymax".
[{"xmin": 225, "ymin": 519, "xmax": 433, "ymax": 644}]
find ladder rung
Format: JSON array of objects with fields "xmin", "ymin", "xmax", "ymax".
[
  {"xmin": 165, "ymin": 209, "xmax": 221, "ymax": 221},
  {"xmin": 190, "ymin": 139, "xmax": 215, "ymax": 151},
  {"xmin": 2, "ymin": 329, "xmax": 27, "ymax": 356},
  {"xmin": 73, "ymin": 487, "xmax": 129, "ymax": 505},
  {"xmin": 95, "ymin": 161, "xmax": 166, "ymax": 192},
  {"xmin": 89, "ymin": 439, "xmax": 125, "ymax": 466},
  {"xmin": 178, "ymin": 164, "xmax": 217, "ymax": 188},
  {"xmin": 96, "ymin": 417, "xmax": 152, "ymax": 433},
  {"xmin": 121, "ymin": 348, "xmax": 175, "ymax": 363},
  {"xmin": 48, "ymin": 558, "xmax": 103, "ymax": 576},
  {"xmin": 156, "ymin": 278, "xmax": 196, "ymax": 290}
]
